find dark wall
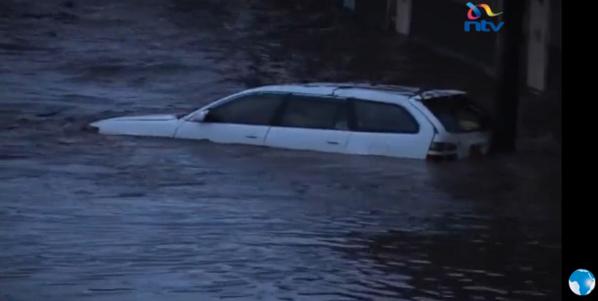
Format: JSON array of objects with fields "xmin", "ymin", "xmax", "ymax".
[
  {"xmin": 410, "ymin": 0, "xmax": 498, "ymax": 65},
  {"xmin": 354, "ymin": 0, "xmax": 390, "ymax": 30}
]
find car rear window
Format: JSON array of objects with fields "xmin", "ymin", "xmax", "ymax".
[{"xmin": 422, "ymin": 95, "xmax": 489, "ymax": 133}]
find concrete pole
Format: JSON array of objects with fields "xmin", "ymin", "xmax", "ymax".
[
  {"xmin": 526, "ymin": 0, "xmax": 550, "ymax": 92},
  {"xmin": 394, "ymin": 0, "xmax": 412, "ymax": 35},
  {"xmin": 493, "ymin": 0, "xmax": 504, "ymax": 76},
  {"xmin": 343, "ymin": 0, "xmax": 356, "ymax": 11},
  {"xmin": 491, "ymin": 0, "xmax": 526, "ymax": 152}
]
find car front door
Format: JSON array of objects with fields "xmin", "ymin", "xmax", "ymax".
[
  {"xmin": 174, "ymin": 92, "xmax": 286, "ymax": 146},
  {"xmin": 265, "ymin": 95, "xmax": 351, "ymax": 153}
]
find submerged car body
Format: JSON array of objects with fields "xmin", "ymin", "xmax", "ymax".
[{"xmin": 90, "ymin": 83, "xmax": 492, "ymax": 160}]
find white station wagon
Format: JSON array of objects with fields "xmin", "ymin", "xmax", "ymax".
[{"xmin": 89, "ymin": 83, "xmax": 492, "ymax": 160}]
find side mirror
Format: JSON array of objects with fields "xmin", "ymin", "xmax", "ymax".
[{"xmin": 189, "ymin": 110, "xmax": 209, "ymax": 123}]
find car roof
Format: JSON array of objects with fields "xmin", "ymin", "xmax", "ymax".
[{"xmin": 247, "ymin": 82, "xmax": 466, "ymax": 105}]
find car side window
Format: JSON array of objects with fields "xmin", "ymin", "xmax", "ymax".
[
  {"xmin": 353, "ymin": 100, "xmax": 419, "ymax": 133},
  {"xmin": 333, "ymin": 102, "xmax": 349, "ymax": 130},
  {"xmin": 279, "ymin": 95, "xmax": 348, "ymax": 130},
  {"xmin": 205, "ymin": 93, "xmax": 285, "ymax": 125}
]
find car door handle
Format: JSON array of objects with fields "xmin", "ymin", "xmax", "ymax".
[
  {"xmin": 245, "ymin": 135, "xmax": 258, "ymax": 139},
  {"xmin": 326, "ymin": 141, "xmax": 340, "ymax": 145}
]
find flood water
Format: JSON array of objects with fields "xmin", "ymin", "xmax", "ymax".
[{"xmin": 1, "ymin": 0, "xmax": 561, "ymax": 300}]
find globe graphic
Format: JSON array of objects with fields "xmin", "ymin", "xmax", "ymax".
[{"xmin": 569, "ymin": 269, "xmax": 595, "ymax": 296}]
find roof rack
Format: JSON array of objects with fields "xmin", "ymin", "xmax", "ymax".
[
  {"xmin": 318, "ymin": 82, "xmax": 421, "ymax": 95},
  {"xmin": 414, "ymin": 88, "xmax": 468, "ymax": 100},
  {"xmin": 414, "ymin": 87, "xmax": 431, "ymax": 100}
]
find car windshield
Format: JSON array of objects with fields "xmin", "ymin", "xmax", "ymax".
[
  {"xmin": 421, "ymin": 95, "xmax": 489, "ymax": 133},
  {"xmin": 178, "ymin": 95, "xmax": 228, "ymax": 119}
]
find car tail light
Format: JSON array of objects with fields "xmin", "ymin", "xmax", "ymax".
[
  {"xmin": 426, "ymin": 154, "xmax": 457, "ymax": 161},
  {"xmin": 429, "ymin": 142, "xmax": 457, "ymax": 152},
  {"xmin": 427, "ymin": 142, "xmax": 457, "ymax": 162},
  {"xmin": 82, "ymin": 124, "xmax": 99, "ymax": 133}
]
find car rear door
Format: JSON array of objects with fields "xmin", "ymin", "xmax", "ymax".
[
  {"xmin": 264, "ymin": 95, "xmax": 351, "ymax": 153},
  {"xmin": 174, "ymin": 92, "xmax": 286, "ymax": 146},
  {"xmin": 346, "ymin": 99, "xmax": 435, "ymax": 159}
]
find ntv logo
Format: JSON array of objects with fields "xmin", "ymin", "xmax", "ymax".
[{"xmin": 464, "ymin": 2, "xmax": 504, "ymax": 32}]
